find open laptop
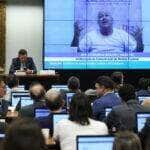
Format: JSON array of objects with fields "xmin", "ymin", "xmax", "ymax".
[
  {"xmin": 136, "ymin": 112, "xmax": 150, "ymax": 132},
  {"xmin": 0, "ymin": 118, "xmax": 6, "ymax": 140},
  {"xmin": 66, "ymin": 92, "xmax": 75, "ymax": 107},
  {"xmin": 20, "ymin": 96, "xmax": 33, "ymax": 108},
  {"xmin": 34, "ymin": 107, "xmax": 50, "ymax": 118},
  {"xmin": 51, "ymin": 85, "xmax": 68, "ymax": 91},
  {"xmin": 105, "ymin": 108, "xmax": 112, "ymax": 117},
  {"xmin": 138, "ymin": 96, "xmax": 150, "ymax": 104},
  {"xmin": 77, "ymin": 135, "xmax": 114, "ymax": 150},
  {"xmin": 0, "ymin": 133, "xmax": 5, "ymax": 140},
  {"xmin": 11, "ymin": 91, "xmax": 30, "ymax": 107},
  {"xmin": 52, "ymin": 113, "xmax": 69, "ymax": 132}
]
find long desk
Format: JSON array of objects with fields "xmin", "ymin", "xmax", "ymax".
[{"xmin": 0, "ymin": 74, "xmax": 60, "ymax": 90}]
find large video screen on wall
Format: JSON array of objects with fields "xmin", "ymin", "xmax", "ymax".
[{"xmin": 44, "ymin": 0, "xmax": 150, "ymax": 69}]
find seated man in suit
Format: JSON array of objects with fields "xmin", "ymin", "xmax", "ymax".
[
  {"xmin": 9, "ymin": 49, "xmax": 37, "ymax": 74},
  {"xmin": 19, "ymin": 82, "xmax": 46, "ymax": 118},
  {"xmin": 37, "ymin": 89, "xmax": 65, "ymax": 131},
  {"xmin": 105, "ymin": 84, "xmax": 150, "ymax": 134},
  {"xmin": 92, "ymin": 76, "xmax": 121, "ymax": 121}
]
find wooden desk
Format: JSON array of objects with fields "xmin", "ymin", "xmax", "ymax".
[{"xmin": 0, "ymin": 74, "xmax": 60, "ymax": 90}]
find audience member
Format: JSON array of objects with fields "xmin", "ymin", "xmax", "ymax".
[
  {"xmin": 20, "ymin": 82, "xmax": 46, "ymax": 117},
  {"xmin": 106, "ymin": 84, "xmax": 150, "ymax": 133},
  {"xmin": 140, "ymin": 117, "xmax": 150, "ymax": 150},
  {"xmin": 37, "ymin": 89, "xmax": 65, "ymax": 130},
  {"xmin": 53, "ymin": 93, "xmax": 108, "ymax": 150},
  {"xmin": 3, "ymin": 118, "xmax": 46, "ymax": 150},
  {"xmin": 111, "ymin": 71, "xmax": 124, "ymax": 92},
  {"xmin": 113, "ymin": 131, "xmax": 142, "ymax": 150},
  {"xmin": 136, "ymin": 77, "xmax": 150, "ymax": 97},
  {"xmin": 67, "ymin": 76, "xmax": 81, "ymax": 93},
  {"xmin": 5, "ymin": 75, "xmax": 21, "ymax": 101},
  {"xmin": 0, "ymin": 79, "xmax": 10, "ymax": 117},
  {"xmin": 92, "ymin": 76, "xmax": 121, "ymax": 121}
]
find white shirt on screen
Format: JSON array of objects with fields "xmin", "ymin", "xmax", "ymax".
[
  {"xmin": 53, "ymin": 118, "xmax": 108, "ymax": 150},
  {"xmin": 79, "ymin": 28, "xmax": 137, "ymax": 53}
]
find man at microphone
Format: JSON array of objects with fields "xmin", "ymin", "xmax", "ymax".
[{"xmin": 9, "ymin": 49, "xmax": 37, "ymax": 74}]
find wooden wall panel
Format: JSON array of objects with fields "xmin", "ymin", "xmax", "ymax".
[{"xmin": 0, "ymin": 1, "xmax": 5, "ymax": 73}]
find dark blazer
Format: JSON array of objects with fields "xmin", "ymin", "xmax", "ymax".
[
  {"xmin": 92, "ymin": 92, "xmax": 121, "ymax": 121},
  {"xmin": 9, "ymin": 57, "xmax": 37, "ymax": 74},
  {"xmin": 19, "ymin": 101, "xmax": 45, "ymax": 118},
  {"xmin": 105, "ymin": 99, "xmax": 150, "ymax": 133}
]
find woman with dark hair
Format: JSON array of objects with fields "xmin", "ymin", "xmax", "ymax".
[
  {"xmin": 113, "ymin": 131, "xmax": 142, "ymax": 150},
  {"xmin": 3, "ymin": 118, "xmax": 47, "ymax": 150},
  {"xmin": 53, "ymin": 93, "xmax": 108, "ymax": 150},
  {"xmin": 140, "ymin": 117, "xmax": 150, "ymax": 150}
]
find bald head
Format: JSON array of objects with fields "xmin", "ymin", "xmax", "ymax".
[
  {"xmin": 29, "ymin": 83, "xmax": 45, "ymax": 101},
  {"xmin": 46, "ymin": 89, "xmax": 64, "ymax": 111}
]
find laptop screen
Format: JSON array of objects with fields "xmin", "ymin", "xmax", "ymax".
[
  {"xmin": 51, "ymin": 85, "xmax": 68, "ymax": 91},
  {"xmin": 77, "ymin": 136, "xmax": 114, "ymax": 150},
  {"xmin": 105, "ymin": 108, "xmax": 112, "ymax": 117},
  {"xmin": 137, "ymin": 113, "xmax": 150, "ymax": 132},
  {"xmin": 138, "ymin": 96, "xmax": 150, "ymax": 103},
  {"xmin": 66, "ymin": 93, "xmax": 75, "ymax": 107},
  {"xmin": 53, "ymin": 113, "xmax": 69, "ymax": 131},
  {"xmin": 35, "ymin": 108, "xmax": 50, "ymax": 118},
  {"xmin": 20, "ymin": 96, "xmax": 33, "ymax": 107},
  {"xmin": 0, "ymin": 134, "xmax": 5, "ymax": 139},
  {"xmin": 17, "ymin": 85, "xmax": 25, "ymax": 91},
  {"xmin": 11, "ymin": 91, "xmax": 30, "ymax": 107}
]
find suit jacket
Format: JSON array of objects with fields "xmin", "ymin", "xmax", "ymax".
[
  {"xmin": 92, "ymin": 92, "xmax": 121, "ymax": 121},
  {"xmin": 105, "ymin": 99, "xmax": 150, "ymax": 132},
  {"xmin": 9, "ymin": 57, "xmax": 37, "ymax": 74},
  {"xmin": 19, "ymin": 101, "xmax": 45, "ymax": 118}
]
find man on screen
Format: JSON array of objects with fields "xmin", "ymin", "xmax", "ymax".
[
  {"xmin": 9, "ymin": 49, "xmax": 37, "ymax": 74},
  {"xmin": 72, "ymin": 11, "xmax": 137, "ymax": 53}
]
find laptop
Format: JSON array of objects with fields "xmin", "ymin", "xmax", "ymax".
[
  {"xmin": 105, "ymin": 108, "xmax": 112, "ymax": 117},
  {"xmin": 66, "ymin": 92, "xmax": 75, "ymax": 107},
  {"xmin": 20, "ymin": 96, "xmax": 33, "ymax": 107},
  {"xmin": 51, "ymin": 85, "xmax": 68, "ymax": 91},
  {"xmin": 136, "ymin": 112, "xmax": 150, "ymax": 132},
  {"xmin": 34, "ymin": 107, "xmax": 50, "ymax": 118},
  {"xmin": 138, "ymin": 96, "xmax": 150, "ymax": 104},
  {"xmin": 52, "ymin": 113, "xmax": 69, "ymax": 132},
  {"xmin": 0, "ymin": 118, "xmax": 6, "ymax": 140},
  {"xmin": 77, "ymin": 135, "xmax": 115, "ymax": 150},
  {"xmin": 17, "ymin": 85, "xmax": 25, "ymax": 91},
  {"xmin": 11, "ymin": 91, "xmax": 30, "ymax": 107},
  {"xmin": 0, "ymin": 133, "xmax": 5, "ymax": 140}
]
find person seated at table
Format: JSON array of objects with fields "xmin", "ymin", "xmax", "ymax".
[
  {"xmin": 37, "ymin": 89, "xmax": 65, "ymax": 130},
  {"xmin": 5, "ymin": 75, "xmax": 22, "ymax": 101},
  {"xmin": 67, "ymin": 76, "xmax": 81, "ymax": 93},
  {"xmin": 53, "ymin": 93, "xmax": 108, "ymax": 150},
  {"xmin": 139, "ymin": 118, "xmax": 150, "ymax": 150},
  {"xmin": 3, "ymin": 118, "xmax": 46, "ymax": 150},
  {"xmin": 60, "ymin": 76, "xmax": 81, "ymax": 106},
  {"xmin": 0, "ymin": 79, "xmax": 10, "ymax": 117},
  {"xmin": 105, "ymin": 84, "xmax": 150, "ymax": 134},
  {"xmin": 92, "ymin": 76, "xmax": 121, "ymax": 121},
  {"xmin": 111, "ymin": 71, "xmax": 124, "ymax": 92},
  {"xmin": 19, "ymin": 82, "xmax": 46, "ymax": 117},
  {"xmin": 9, "ymin": 49, "xmax": 37, "ymax": 74},
  {"xmin": 113, "ymin": 131, "xmax": 142, "ymax": 150},
  {"xmin": 136, "ymin": 77, "xmax": 150, "ymax": 97}
]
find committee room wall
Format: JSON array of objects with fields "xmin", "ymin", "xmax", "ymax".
[{"xmin": 5, "ymin": 0, "xmax": 43, "ymax": 73}]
